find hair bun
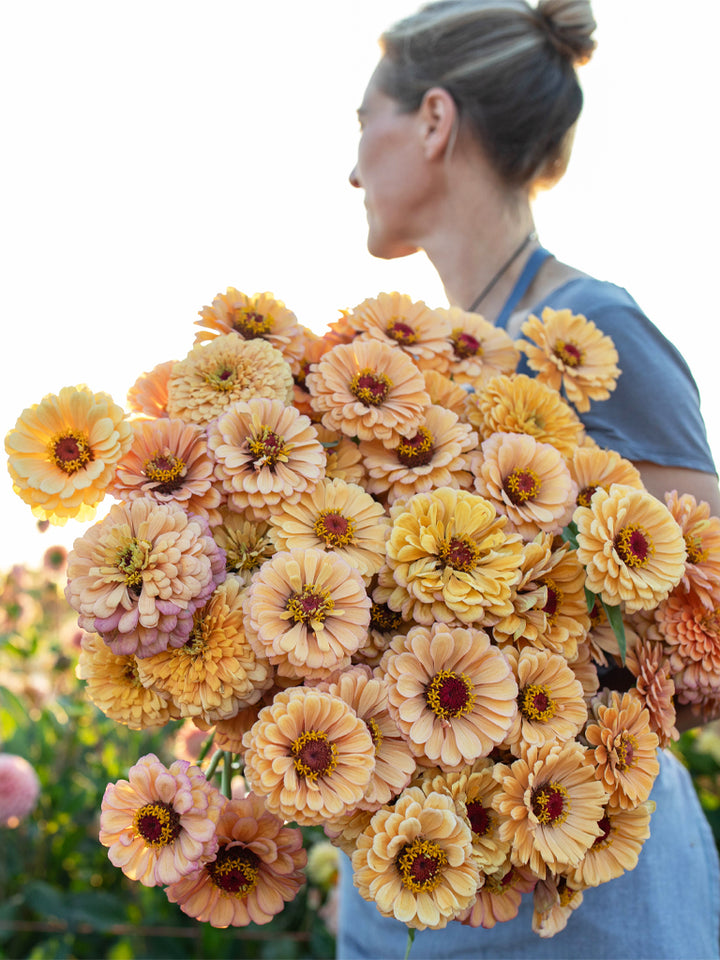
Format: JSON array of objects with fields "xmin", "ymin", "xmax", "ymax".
[{"xmin": 536, "ymin": 0, "xmax": 597, "ymax": 66}]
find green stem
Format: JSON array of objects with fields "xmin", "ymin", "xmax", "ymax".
[
  {"xmin": 404, "ymin": 928, "xmax": 416, "ymax": 960},
  {"xmin": 204, "ymin": 749, "xmax": 223, "ymax": 782},
  {"xmin": 197, "ymin": 731, "xmax": 215, "ymax": 764},
  {"xmin": 221, "ymin": 751, "xmax": 233, "ymax": 799}
]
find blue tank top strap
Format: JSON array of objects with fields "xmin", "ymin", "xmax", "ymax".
[{"xmin": 494, "ymin": 246, "xmax": 552, "ymax": 330}]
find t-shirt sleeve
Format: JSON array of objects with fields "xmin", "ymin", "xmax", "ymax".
[{"xmin": 524, "ymin": 279, "xmax": 717, "ymax": 474}]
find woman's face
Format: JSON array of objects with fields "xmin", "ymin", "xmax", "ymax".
[{"xmin": 349, "ymin": 64, "xmax": 432, "ymax": 260}]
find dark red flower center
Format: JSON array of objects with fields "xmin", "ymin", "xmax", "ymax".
[
  {"xmin": 614, "ymin": 525, "xmax": 653, "ymax": 568},
  {"xmin": 396, "ymin": 427, "xmax": 435, "ymax": 467},
  {"xmin": 208, "ymin": 844, "xmax": 261, "ymax": 896},
  {"xmin": 466, "ymin": 800, "xmax": 491, "ymax": 838},
  {"xmin": 387, "ymin": 320, "xmax": 417, "ymax": 345},
  {"xmin": 349, "ymin": 369, "xmax": 392, "ymax": 406},
  {"xmin": 503, "ymin": 468, "xmax": 540, "ymax": 504},
  {"xmin": 577, "ymin": 483, "xmax": 599, "ymax": 508},
  {"xmin": 232, "ymin": 309, "xmax": 272, "ymax": 339},
  {"xmin": 291, "ymin": 730, "xmax": 338, "ymax": 781},
  {"xmin": 396, "ymin": 838, "xmax": 447, "ymax": 893},
  {"xmin": 50, "ymin": 431, "xmax": 94, "ymax": 475},
  {"xmin": 553, "ymin": 340, "xmax": 584, "ymax": 368},
  {"xmin": 531, "ymin": 781, "xmax": 569, "ymax": 825},
  {"xmin": 592, "ymin": 814, "xmax": 612, "ymax": 848},
  {"xmin": 439, "ymin": 536, "xmax": 479, "ymax": 572},
  {"xmin": 133, "ymin": 801, "xmax": 181, "ymax": 846},
  {"xmin": 369, "ymin": 602, "xmax": 403, "ymax": 634},
  {"xmin": 452, "ymin": 330, "xmax": 481, "ymax": 359},
  {"xmin": 313, "ymin": 510, "xmax": 355, "ymax": 547},
  {"xmin": 426, "ymin": 670, "xmax": 475, "ymax": 719}
]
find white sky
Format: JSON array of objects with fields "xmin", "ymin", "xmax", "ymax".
[{"xmin": 1, "ymin": 0, "xmax": 719, "ymax": 570}]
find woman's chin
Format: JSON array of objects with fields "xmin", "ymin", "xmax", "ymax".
[{"xmin": 367, "ymin": 233, "xmax": 419, "ymax": 260}]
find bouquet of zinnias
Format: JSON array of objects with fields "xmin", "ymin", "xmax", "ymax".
[{"xmin": 6, "ymin": 287, "xmax": 720, "ymax": 940}]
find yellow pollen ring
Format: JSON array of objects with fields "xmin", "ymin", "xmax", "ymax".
[
  {"xmin": 48, "ymin": 430, "xmax": 94, "ymax": 475},
  {"xmin": 425, "ymin": 669, "xmax": 475, "ymax": 720},
  {"xmin": 291, "ymin": 730, "xmax": 338, "ymax": 782},
  {"xmin": 144, "ymin": 452, "xmax": 186, "ymax": 484},
  {"xmin": 504, "ymin": 467, "xmax": 541, "ymax": 504},
  {"xmin": 233, "ymin": 307, "xmax": 273, "ymax": 337},
  {"xmin": 349, "ymin": 368, "xmax": 392, "ymax": 407},
  {"xmin": 685, "ymin": 534, "xmax": 708, "ymax": 565},
  {"xmin": 397, "ymin": 837, "xmax": 448, "ymax": 893},
  {"xmin": 133, "ymin": 801, "xmax": 180, "ymax": 847},
  {"xmin": 365, "ymin": 717, "xmax": 383, "ymax": 753},
  {"xmin": 313, "ymin": 510, "xmax": 356, "ymax": 548},
  {"xmin": 205, "ymin": 367, "xmax": 237, "ymax": 391},
  {"xmin": 247, "ymin": 426, "xmax": 290, "ymax": 469},
  {"xmin": 553, "ymin": 339, "xmax": 585, "ymax": 368},
  {"xmin": 614, "ymin": 524, "xmax": 654, "ymax": 569},
  {"xmin": 615, "ymin": 731, "xmax": 639, "ymax": 771},
  {"xmin": 438, "ymin": 536, "xmax": 481, "ymax": 573},
  {"xmin": 284, "ymin": 585, "xmax": 335, "ymax": 626},
  {"xmin": 520, "ymin": 683, "xmax": 557, "ymax": 722},
  {"xmin": 116, "ymin": 537, "xmax": 152, "ymax": 588},
  {"xmin": 532, "ymin": 780, "xmax": 570, "ymax": 826}
]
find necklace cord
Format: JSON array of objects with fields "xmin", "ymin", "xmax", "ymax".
[{"xmin": 467, "ymin": 231, "xmax": 537, "ymax": 314}]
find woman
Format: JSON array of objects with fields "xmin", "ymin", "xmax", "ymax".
[{"xmin": 340, "ymin": 1, "xmax": 720, "ymax": 957}]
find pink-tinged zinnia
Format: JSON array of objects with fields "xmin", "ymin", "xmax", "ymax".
[
  {"xmin": 0, "ymin": 753, "xmax": 41, "ymax": 822},
  {"xmin": 99, "ymin": 753, "xmax": 223, "ymax": 886}
]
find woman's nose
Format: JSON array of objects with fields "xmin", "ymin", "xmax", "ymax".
[{"xmin": 349, "ymin": 166, "xmax": 361, "ymax": 188}]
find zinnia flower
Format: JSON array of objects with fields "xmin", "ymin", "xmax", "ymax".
[
  {"xmin": 574, "ymin": 484, "xmax": 686, "ymax": 613},
  {"xmin": 355, "ymin": 595, "xmax": 412, "ymax": 667},
  {"xmin": 584, "ymin": 690, "xmax": 660, "ymax": 809},
  {"xmin": 207, "ymin": 397, "xmax": 325, "ymax": 520},
  {"xmin": 358, "ymin": 404, "xmax": 477, "ymax": 505},
  {"xmin": 570, "ymin": 446, "xmax": 644, "ymax": 509},
  {"xmin": 291, "ymin": 329, "xmax": 333, "ymax": 416},
  {"xmin": 194, "ymin": 288, "xmax": 305, "ymax": 368},
  {"xmin": 383, "ymin": 622, "xmax": 518, "ymax": 769},
  {"xmin": 165, "ymin": 793, "xmax": 306, "ymax": 927},
  {"xmin": 471, "ymin": 431, "xmax": 577, "ymax": 539},
  {"xmin": 532, "ymin": 875, "xmax": 584, "ymax": 938},
  {"xmin": 423, "ymin": 370, "xmax": 471, "ymax": 422},
  {"xmin": 460, "ymin": 861, "xmax": 536, "ymax": 929},
  {"xmin": 242, "ymin": 686, "xmax": 375, "ymax": 824},
  {"xmin": 494, "ymin": 740, "xmax": 608, "ymax": 878},
  {"xmin": 65, "ymin": 497, "xmax": 226, "ymax": 658},
  {"xmin": 568, "ymin": 800, "xmax": 654, "ymax": 888},
  {"xmin": 352, "ymin": 786, "xmax": 479, "ymax": 930},
  {"xmin": 212, "ymin": 507, "xmax": 277, "ymax": 587},
  {"xmin": 664, "ymin": 490, "xmax": 720, "ymax": 607},
  {"xmin": 306, "ymin": 339, "xmax": 430, "ymax": 447},
  {"xmin": 319, "ymin": 426, "xmax": 366, "ymax": 486},
  {"xmin": 126, "ymin": 360, "xmax": 175, "ymax": 418},
  {"xmin": 243, "ymin": 547, "xmax": 370, "ymax": 680},
  {"xmin": 135, "ymin": 575, "xmax": 273, "ymax": 724},
  {"xmin": 625, "ymin": 637, "xmax": 678, "ymax": 747},
  {"xmin": 518, "ymin": 307, "xmax": 620, "ymax": 412},
  {"xmin": 268, "ymin": 477, "xmax": 389, "ymax": 580},
  {"xmin": 108, "ymin": 417, "xmax": 222, "ymax": 526},
  {"xmin": 0, "ymin": 754, "xmax": 41, "ymax": 822},
  {"xmin": 166, "ymin": 333, "xmax": 293, "ymax": 425},
  {"xmin": 656, "ymin": 585, "xmax": 720, "ymax": 706},
  {"xmin": 99, "ymin": 753, "xmax": 223, "ymax": 886},
  {"xmin": 437, "ymin": 306, "xmax": 520, "ymax": 385},
  {"xmin": 382, "ymin": 487, "xmax": 524, "ymax": 626},
  {"xmin": 76, "ymin": 631, "xmax": 179, "ymax": 729},
  {"xmin": 5, "ymin": 385, "xmax": 133, "ymax": 525},
  {"xmin": 467, "ymin": 374, "xmax": 584, "ymax": 458},
  {"xmin": 346, "ymin": 292, "xmax": 454, "ymax": 373}
]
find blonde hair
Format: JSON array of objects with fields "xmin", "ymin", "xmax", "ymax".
[{"xmin": 379, "ymin": 0, "xmax": 596, "ymax": 189}]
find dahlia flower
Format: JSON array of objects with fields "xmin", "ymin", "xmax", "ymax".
[
  {"xmin": 207, "ymin": 397, "xmax": 325, "ymax": 520},
  {"xmin": 519, "ymin": 307, "xmax": 620, "ymax": 412},
  {"xmin": 108, "ymin": 417, "xmax": 222, "ymax": 526},
  {"xmin": 242, "ymin": 686, "xmax": 375, "ymax": 824},
  {"xmin": 437, "ymin": 306, "xmax": 520, "ymax": 385},
  {"xmin": 306, "ymin": 339, "xmax": 430, "ymax": 447},
  {"xmin": 165, "ymin": 793, "xmax": 306, "ymax": 927},
  {"xmin": 65, "ymin": 497, "xmax": 225, "ymax": 658},
  {"xmin": 574, "ymin": 484, "xmax": 686, "ymax": 613},
  {"xmin": 0, "ymin": 754, "xmax": 41, "ymax": 822},
  {"xmin": 99, "ymin": 753, "xmax": 223, "ymax": 886},
  {"xmin": 664, "ymin": 490, "xmax": 720, "ymax": 607},
  {"xmin": 166, "ymin": 333, "xmax": 293, "ymax": 425},
  {"xmin": 5, "ymin": 385, "xmax": 133, "ymax": 525},
  {"xmin": 352, "ymin": 787, "xmax": 479, "ymax": 930},
  {"xmin": 126, "ymin": 360, "xmax": 175, "ymax": 418},
  {"xmin": 472, "ymin": 431, "xmax": 577, "ymax": 539},
  {"xmin": 382, "ymin": 487, "xmax": 524, "ymax": 626},
  {"xmin": 383, "ymin": 622, "xmax": 518, "ymax": 769}
]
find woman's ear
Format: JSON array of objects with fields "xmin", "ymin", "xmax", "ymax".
[{"xmin": 418, "ymin": 87, "xmax": 458, "ymax": 160}]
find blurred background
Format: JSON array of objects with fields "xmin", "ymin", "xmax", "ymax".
[{"xmin": 2, "ymin": 1, "xmax": 720, "ymax": 957}]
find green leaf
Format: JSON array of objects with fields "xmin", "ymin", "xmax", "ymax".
[
  {"xmin": 584, "ymin": 586, "xmax": 597, "ymax": 614},
  {"xmin": 601, "ymin": 599, "xmax": 626, "ymax": 663},
  {"xmin": 561, "ymin": 522, "xmax": 579, "ymax": 550}
]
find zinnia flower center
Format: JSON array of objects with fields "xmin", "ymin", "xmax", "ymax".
[
  {"xmin": 387, "ymin": 319, "xmax": 418, "ymax": 345},
  {"xmin": 248, "ymin": 427, "xmax": 289, "ymax": 469},
  {"xmin": 349, "ymin": 368, "xmax": 392, "ymax": 407},
  {"xmin": 116, "ymin": 537, "xmax": 152, "ymax": 590},
  {"xmin": 614, "ymin": 731, "xmax": 639, "ymax": 771},
  {"xmin": 554, "ymin": 340, "xmax": 584, "ymax": 368},
  {"xmin": 285, "ymin": 585, "xmax": 335, "ymax": 625},
  {"xmin": 232, "ymin": 308, "xmax": 273, "ymax": 339},
  {"xmin": 438, "ymin": 536, "xmax": 480, "ymax": 572},
  {"xmin": 451, "ymin": 329, "xmax": 482, "ymax": 359},
  {"xmin": 503, "ymin": 468, "xmax": 541, "ymax": 505},
  {"xmin": 370, "ymin": 602, "xmax": 403, "ymax": 634},
  {"xmin": 208, "ymin": 844, "xmax": 261, "ymax": 896},
  {"xmin": 425, "ymin": 670, "xmax": 475, "ymax": 719},
  {"xmin": 291, "ymin": 730, "xmax": 338, "ymax": 781},
  {"xmin": 294, "ymin": 360, "xmax": 311, "ymax": 390},
  {"xmin": 520, "ymin": 684, "xmax": 557, "ymax": 722},
  {"xmin": 396, "ymin": 428, "xmax": 435, "ymax": 467},
  {"xmin": 685, "ymin": 534, "xmax": 708, "ymax": 565},
  {"xmin": 313, "ymin": 510, "xmax": 356, "ymax": 548},
  {"xmin": 614, "ymin": 525, "xmax": 654, "ymax": 568},
  {"xmin": 49, "ymin": 431, "xmax": 94, "ymax": 475},
  {"xmin": 577, "ymin": 483, "xmax": 600, "ymax": 508},
  {"xmin": 144, "ymin": 452, "xmax": 187, "ymax": 492},
  {"xmin": 466, "ymin": 799, "xmax": 492, "ymax": 839},
  {"xmin": 224, "ymin": 532, "xmax": 275, "ymax": 574},
  {"xmin": 205, "ymin": 366, "xmax": 237, "ymax": 391},
  {"xmin": 366, "ymin": 717, "xmax": 383, "ymax": 752},
  {"xmin": 558, "ymin": 878, "xmax": 579, "ymax": 907},
  {"xmin": 396, "ymin": 838, "xmax": 448, "ymax": 893},
  {"xmin": 541, "ymin": 579, "xmax": 563, "ymax": 625},
  {"xmin": 485, "ymin": 866, "xmax": 516, "ymax": 895},
  {"xmin": 133, "ymin": 801, "xmax": 182, "ymax": 846},
  {"xmin": 531, "ymin": 781, "xmax": 570, "ymax": 825},
  {"xmin": 592, "ymin": 813, "xmax": 613, "ymax": 849}
]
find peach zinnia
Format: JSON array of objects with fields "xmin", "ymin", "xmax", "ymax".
[
  {"xmin": 494, "ymin": 740, "xmax": 607, "ymax": 878},
  {"xmin": 472, "ymin": 431, "xmax": 577, "ymax": 539},
  {"xmin": 242, "ymin": 686, "xmax": 375, "ymax": 824},
  {"xmin": 211, "ymin": 507, "xmax": 277, "ymax": 587},
  {"xmin": 568, "ymin": 800, "xmax": 653, "ymax": 888},
  {"xmin": 383, "ymin": 622, "xmax": 518, "ymax": 769},
  {"xmin": 243, "ymin": 547, "xmax": 370, "ymax": 680},
  {"xmin": 519, "ymin": 307, "xmax": 620, "ymax": 413},
  {"xmin": 382, "ymin": 487, "xmax": 524, "ymax": 626},
  {"xmin": 574, "ymin": 484, "xmax": 686, "ymax": 613},
  {"xmin": 460, "ymin": 861, "xmax": 537, "ymax": 929},
  {"xmin": 584, "ymin": 691, "xmax": 659, "ymax": 809},
  {"xmin": 359, "ymin": 404, "xmax": 476, "ymax": 505},
  {"xmin": 165, "ymin": 793, "xmax": 306, "ymax": 927},
  {"xmin": 438, "ymin": 306, "xmax": 520, "ymax": 385},
  {"xmin": 352, "ymin": 786, "xmax": 479, "ymax": 930},
  {"xmin": 656, "ymin": 585, "xmax": 720, "ymax": 709},
  {"xmin": 570, "ymin": 445, "xmax": 644, "ymax": 509},
  {"xmin": 99, "ymin": 753, "xmax": 223, "ymax": 886},
  {"xmin": 65, "ymin": 497, "xmax": 226, "ymax": 658},
  {"xmin": 5, "ymin": 385, "xmax": 133, "ymax": 525},
  {"xmin": 166, "ymin": 333, "xmax": 293, "ymax": 425},
  {"xmin": 126, "ymin": 359, "xmax": 174, "ymax": 419},
  {"xmin": 207, "ymin": 397, "xmax": 325, "ymax": 520},
  {"xmin": 306, "ymin": 339, "xmax": 430, "ymax": 447},
  {"xmin": 108, "ymin": 417, "xmax": 222, "ymax": 526},
  {"xmin": 268, "ymin": 477, "xmax": 389, "ymax": 580},
  {"xmin": 664, "ymin": 490, "xmax": 720, "ymax": 607},
  {"xmin": 626, "ymin": 637, "xmax": 678, "ymax": 747}
]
